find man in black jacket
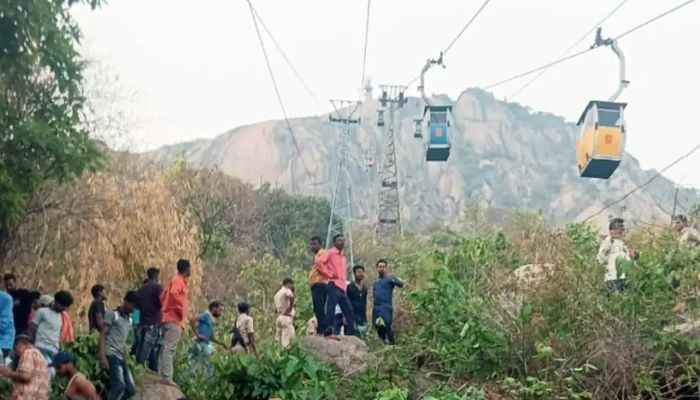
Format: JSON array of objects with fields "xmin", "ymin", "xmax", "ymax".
[{"xmin": 346, "ymin": 265, "xmax": 368, "ymax": 334}]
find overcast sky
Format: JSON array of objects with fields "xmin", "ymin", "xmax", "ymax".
[{"xmin": 73, "ymin": 0, "xmax": 700, "ymax": 186}]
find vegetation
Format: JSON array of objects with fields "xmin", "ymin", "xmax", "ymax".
[{"xmin": 0, "ymin": 0, "xmax": 104, "ymax": 241}]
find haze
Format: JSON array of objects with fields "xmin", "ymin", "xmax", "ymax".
[{"xmin": 73, "ymin": 0, "xmax": 700, "ymax": 186}]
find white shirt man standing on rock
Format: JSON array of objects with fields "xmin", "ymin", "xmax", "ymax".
[
  {"xmin": 274, "ymin": 278, "xmax": 296, "ymax": 348},
  {"xmin": 597, "ymin": 218, "xmax": 639, "ymax": 294}
]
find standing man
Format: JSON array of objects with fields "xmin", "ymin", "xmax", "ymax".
[
  {"xmin": 135, "ymin": 267, "xmax": 162, "ymax": 371},
  {"xmin": 0, "ymin": 335, "xmax": 50, "ymax": 399},
  {"xmin": 2, "ymin": 274, "xmax": 37, "ymax": 336},
  {"xmin": 99, "ymin": 290, "xmax": 140, "ymax": 400},
  {"xmin": 597, "ymin": 218, "xmax": 637, "ymax": 294},
  {"xmin": 88, "ymin": 284, "xmax": 106, "ymax": 334},
  {"xmin": 347, "ymin": 265, "xmax": 368, "ymax": 334},
  {"xmin": 159, "ymin": 259, "xmax": 190, "ymax": 387},
  {"xmin": 28, "ymin": 291, "xmax": 74, "ymax": 374},
  {"xmin": 0, "ymin": 285, "xmax": 14, "ymax": 366},
  {"xmin": 372, "ymin": 259, "xmax": 404, "ymax": 345},
  {"xmin": 673, "ymin": 215, "xmax": 700, "ymax": 246},
  {"xmin": 230, "ymin": 302, "xmax": 257, "ymax": 356},
  {"xmin": 274, "ymin": 278, "xmax": 296, "ymax": 348},
  {"xmin": 52, "ymin": 351, "xmax": 101, "ymax": 400},
  {"xmin": 308, "ymin": 236, "xmax": 327, "ymax": 336},
  {"xmin": 316, "ymin": 234, "xmax": 355, "ymax": 337}
]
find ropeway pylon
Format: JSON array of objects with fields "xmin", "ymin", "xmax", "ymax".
[
  {"xmin": 376, "ymin": 85, "xmax": 406, "ymax": 240},
  {"xmin": 326, "ymin": 99, "xmax": 361, "ymax": 267}
]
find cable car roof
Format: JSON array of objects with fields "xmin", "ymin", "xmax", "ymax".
[
  {"xmin": 576, "ymin": 100, "xmax": 628, "ymax": 126},
  {"xmin": 423, "ymin": 104, "xmax": 453, "ymax": 114}
]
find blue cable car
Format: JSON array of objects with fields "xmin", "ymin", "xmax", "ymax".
[
  {"xmin": 413, "ymin": 118, "xmax": 423, "ymax": 138},
  {"xmin": 424, "ymin": 105, "xmax": 452, "ymax": 162},
  {"xmin": 377, "ymin": 109, "xmax": 385, "ymax": 127}
]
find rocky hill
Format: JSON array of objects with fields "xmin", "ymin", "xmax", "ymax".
[{"xmin": 151, "ymin": 88, "xmax": 697, "ymax": 230}]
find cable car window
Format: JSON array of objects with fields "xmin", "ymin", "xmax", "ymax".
[
  {"xmin": 430, "ymin": 112, "xmax": 447, "ymax": 123},
  {"xmin": 597, "ymin": 109, "xmax": 621, "ymax": 126}
]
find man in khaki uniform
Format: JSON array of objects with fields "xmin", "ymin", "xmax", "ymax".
[
  {"xmin": 674, "ymin": 215, "xmax": 700, "ymax": 246},
  {"xmin": 274, "ymin": 278, "xmax": 295, "ymax": 348},
  {"xmin": 230, "ymin": 302, "xmax": 257, "ymax": 356}
]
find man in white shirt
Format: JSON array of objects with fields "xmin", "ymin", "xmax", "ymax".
[
  {"xmin": 597, "ymin": 218, "xmax": 638, "ymax": 293},
  {"xmin": 673, "ymin": 215, "xmax": 700, "ymax": 246}
]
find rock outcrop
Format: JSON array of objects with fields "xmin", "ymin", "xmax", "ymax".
[
  {"xmin": 299, "ymin": 335, "xmax": 375, "ymax": 377},
  {"xmin": 151, "ymin": 88, "xmax": 697, "ymax": 231},
  {"xmin": 134, "ymin": 373, "xmax": 186, "ymax": 400}
]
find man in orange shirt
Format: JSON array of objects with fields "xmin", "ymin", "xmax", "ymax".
[
  {"xmin": 307, "ymin": 236, "xmax": 327, "ymax": 336},
  {"xmin": 158, "ymin": 259, "xmax": 190, "ymax": 387},
  {"xmin": 316, "ymin": 234, "xmax": 355, "ymax": 337}
]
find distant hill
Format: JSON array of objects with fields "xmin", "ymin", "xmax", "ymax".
[{"xmin": 150, "ymin": 88, "xmax": 698, "ymax": 230}]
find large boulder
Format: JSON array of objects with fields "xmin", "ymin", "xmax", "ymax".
[
  {"xmin": 299, "ymin": 335, "xmax": 375, "ymax": 377},
  {"xmin": 134, "ymin": 373, "xmax": 186, "ymax": 400}
]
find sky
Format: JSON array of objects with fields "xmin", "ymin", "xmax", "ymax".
[{"xmin": 73, "ymin": 0, "xmax": 700, "ymax": 186}]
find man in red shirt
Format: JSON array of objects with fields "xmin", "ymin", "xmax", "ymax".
[
  {"xmin": 315, "ymin": 234, "xmax": 355, "ymax": 337},
  {"xmin": 158, "ymin": 259, "xmax": 190, "ymax": 387}
]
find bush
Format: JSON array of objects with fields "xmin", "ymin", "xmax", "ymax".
[{"xmin": 178, "ymin": 343, "xmax": 336, "ymax": 400}]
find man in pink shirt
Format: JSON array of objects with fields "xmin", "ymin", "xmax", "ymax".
[{"xmin": 315, "ymin": 234, "xmax": 355, "ymax": 337}]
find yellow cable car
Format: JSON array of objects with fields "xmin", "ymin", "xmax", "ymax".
[
  {"xmin": 576, "ymin": 101, "xmax": 626, "ymax": 179},
  {"xmin": 576, "ymin": 28, "xmax": 629, "ymax": 179}
]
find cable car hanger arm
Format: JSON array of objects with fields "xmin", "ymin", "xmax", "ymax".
[
  {"xmin": 591, "ymin": 27, "xmax": 629, "ymax": 102},
  {"xmin": 418, "ymin": 52, "xmax": 446, "ymax": 106}
]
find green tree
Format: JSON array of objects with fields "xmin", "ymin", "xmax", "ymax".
[
  {"xmin": 0, "ymin": 0, "xmax": 103, "ymax": 240},
  {"xmin": 255, "ymin": 184, "xmax": 332, "ymax": 259}
]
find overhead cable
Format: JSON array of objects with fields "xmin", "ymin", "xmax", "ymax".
[
  {"xmin": 483, "ymin": 0, "xmax": 697, "ymax": 91},
  {"xmin": 406, "ymin": 0, "xmax": 494, "ymax": 87},
  {"xmin": 507, "ymin": 0, "xmax": 631, "ymax": 100},
  {"xmin": 246, "ymin": 0, "xmax": 314, "ymax": 182},
  {"xmin": 583, "ymin": 143, "xmax": 700, "ymax": 222}
]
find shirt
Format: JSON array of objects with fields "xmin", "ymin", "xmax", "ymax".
[
  {"xmin": 0, "ymin": 290, "xmax": 15, "ymax": 350},
  {"xmin": 7, "ymin": 288, "xmax": 34, "ymax": 334},
  {"xmin": 12, "ymin": 347, "xmax": 50, "ymax": 400},
  {"xmin": 103, "ymin": 309, "xmax": 132, "ymax": 359},
  {"xmin": 373, "ymin": 276, "xmax": 404, "ymax": 310},
  {"xmin": 137, "ymin": 280, "xmax": 163, "ymax": 326},
  {"xmin": 60, "ymin": 312, "xmax": 74, "ymax": 343},
  {"xmin": 596, "ymin": 236, "xmax": 630, "ymax": 282},
  {"xmin": 680, "ymin": 226, "xmax": 700, "ymax": 246},
  {"xmin": 195, "ymin": 312, "xmax": 216, "ymax": 343},
  {"xmin": 87, "ymin": 299, "xmax": 105, "ymax": 333},
  {"xmin": 274, "ymin": 287, "xmax": 295, "ymax": 316},
  {"xmin": 32, "ymin": 307, "xmax": 62, "ymax": 354},
  {"xmin": 161, "ymin": 274, "xmax": 188, "ymax": 329},
  {"xmin": 315, "ymin": 248, "xmax": 348, "ymax": 292},
  {"xmin": 347, "ymin": 280, "xmax": 368, "ymax": 322},
  {"xmin": 308, "ymin": 249, "xmax": 328, "ymax": 285},
  {"xmin": 234, "ymin": 314, "xmax": 254, "ymax": 345}
]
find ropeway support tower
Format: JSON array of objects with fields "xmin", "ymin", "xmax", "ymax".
[
  {"xmin": 376, "ymin": 85, "xmax": 407, "ymax": 240},
  {"xmin": 326, "ymin": 99, "xmax": 361, "ymax": 267}
]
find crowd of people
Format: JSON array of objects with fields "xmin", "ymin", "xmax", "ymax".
[
  {"xmin": 0, "ymin": 233, "xmax": 405, "ymax": 399},
  {"xmin": 1, "ymin": 215, "xmax": 694, "ymax": 399}
]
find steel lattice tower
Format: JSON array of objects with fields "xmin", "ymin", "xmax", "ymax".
[
  {"xmin": 326, "ymin": 99, "xmax": 361, "ymax": 267},
  {"xmin": 376, "ymin": 85, "xmax": 406, "ymax": 240}
]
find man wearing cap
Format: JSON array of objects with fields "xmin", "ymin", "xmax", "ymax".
[
  {"xmin": 52, "ymin": 351, "xmax": 100, "ymax": 400},
  {"xmin": 0, "ymin": 334, "xmax": 50, "ymax": 399},
  {"xmin": 28, "ymin": 291, "xmax": 74, "ymax": 377}
]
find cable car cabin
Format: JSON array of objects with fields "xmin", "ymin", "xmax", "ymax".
[
  {"xmin": 576, "ymin": 100, "xmax": 626, "ymax": 179},
  {"xmin": 377, "ymin": 110, "xmax": 385, "ymax": 127},
  {"xmin": 424, "ymin": 105, "xmax": 452, "ymax": 162},
  {"xmin": 413, "ymin": 119, "xmax": 423, "ymax": 138}
]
